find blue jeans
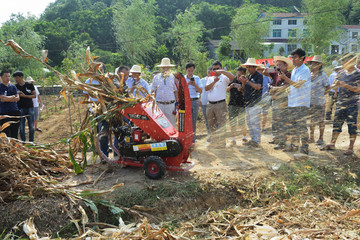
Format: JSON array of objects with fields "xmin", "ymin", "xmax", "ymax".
[
  {"xmin": 245, "ymin": 104, "xmax": 261, "ymax": 143},
  {"xmin": 97, "ymin": 120, "xmax": 109, "ymax": 157},
  {"xmin": 19, "ymin": 107, "xmax": 35, "ymax": 142},
  {"xmin": 191, "ymin": 99, "xmax": 200, "ymax": 142}
]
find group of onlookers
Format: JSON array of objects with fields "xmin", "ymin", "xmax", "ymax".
[
  {"xmin": 148, "ymin": 50, "xmax": 360, "ymax": 156},
  {"xmin": 2, "ymin": 49, "xmax": 359, "ymax": 158},
  {"xmin": 0, "ymin": 70, "xmax": 42, "ymax": 142}
]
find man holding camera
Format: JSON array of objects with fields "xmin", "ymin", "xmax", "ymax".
[
  {"xmin": 185, "ymin": 63, "xmax": 202, "ymax": 143},
  {"xmin": 205, "ymin": 61, "xmax": 235, "ymax": 147}
]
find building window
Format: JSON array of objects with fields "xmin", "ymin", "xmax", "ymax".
[
  {"xmin": 273, "ymin": 29, "xmax": 282, "ymax": 37},
  {"xmin": 288, "ymin": 20, "xmax": 297, "ymax": 25},
  {"xmin": 287, "ymin": 44, "xmax": 297, "ymax": 53},
  {"xmin": 331, "ymin": 45, "xmax": 339, "ymax": 54},
  {"xmin": 273, "ymin": 20, "xmax": 282, "ymax": 25},
  {"xmin": 288, "ymin": 29, "xmax": 297, "ymax": 37},
  {"xmin": 351, "ymin": 44, "xmax": 358, "ymax": 52},
  {"xmin": 352, "ymin": 32, "xmax": 358, "ymax": 39}
]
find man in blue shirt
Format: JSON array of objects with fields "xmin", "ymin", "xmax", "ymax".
[
  {"xmin": 280, "ymin": 48, "xmax": 311, "ymax": 154},
  {"xmin": 185, "ymin": 63, "xmax": 202, "ymax": 142},
  {"xmin": 0, "ymin": 70, "xmax": 20, "ymax": 139},
  {"xmin": 126, "ymin": 65, "xmax": 150, "ymax": 97}
]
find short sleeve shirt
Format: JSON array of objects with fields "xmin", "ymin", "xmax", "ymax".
[
  {"xmin": 0, "ymin": 83, "xmax": 19, "ymax": 114},
  {"xmin": 262, "ymin": 75, "xmax": 271, "ymax": 97},
  {"xmin": 228, "ymin": 77, "xmax": 245, "ymax": 107},
  {"xmin": 206, "ymin": 74, "xmax": 231, "ymax": 102},
  {"xmin": 152, "ymin": 73, "xmax": 177, "ymax": 102},
  {"xmin": 126, "ymin": 78, "xmax": 150, "ymax": 97},
  {"xmin": 16, "ymin": 82, "xmax": 35, "ymax": 108},
  {"xmin": 337, "ymin": 70, "xmax": 360, "ymax": 107},
  {"xmin": 310, "ymin": 71, "xmax": 329, "ymax": 106},
  {"xmin": 185, "ymin": 75, "xmax": 202, "ymax": 99},
  {"xmin": 288, "ymin": 63, "xmax": 311, "ymax": 108},
  {"xmin": 244, "ymin": 71, "xmax": 263, "ymax": 107}
]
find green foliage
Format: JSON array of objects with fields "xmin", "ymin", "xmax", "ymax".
[
  {"xmin": 189, "ymin": 2, "xmax": 236, "ymax": 40},
  {"xmin": 61, "ymin": 40, "xmax": 89, "ymax": 75},
  {"xmin": 216, "ymin": 36, "xmax": 232, "ymax": 60},
  {"xmin": 231, "ymin": 3, "xmax": 270, "ymax": 59},
  {"xmin": 113, "ymin": 0, "xmax": 158, "ymax": 65},
  {"xmin": 303, "ymin": 0, "xmax": 349, "ymax": 54},
  {"xmin": 170, "ymin": 9, "xmax": 205, "ymax": 67},
  {"xmin": 278, "ymin": 46, "xmax": 285, "ymax": 56},
  {"xmin": 0, "ymin": 15, "xmax": 45, "ymax": 78}
]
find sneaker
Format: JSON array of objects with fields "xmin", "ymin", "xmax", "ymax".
[
  {"xmin": 35, "ymin": 128, "xmax": 42, "ymax": 132},
  {"xmin": 283, "ymin": 144, "xmax": 299, "ymax": 152},
  {"xmin": 316, "ymin": 139, "xmax": 324, "ymax": 145},
  {"xmin": 230, "ymin": 140, "xmax": 237, "ymax": 146},
  {"xmin": 242, "ymin": 137, "xmax": 248, "ymax": 142},
  {"xmin": 274, "ymin": 142, "xmax": 286, "ymax": 150},
  {"xmin": 268, "ymin": 139, "xmax": 279, "ymax": 144},
  {"xmin": 244, "ymin": 140, "xmax": 259, "ymax": 147},
  {"xmin": 300, "ymin": 146, "xmax": 309, "ymax": 155}
]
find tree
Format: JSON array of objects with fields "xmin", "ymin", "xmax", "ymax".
[
  {"xmin": 112, "ymin": 0, "xmax": 157, "ymax": 65},
  {"xmin": 169, "ymin": 9, "xmax": 205, "ymax": 67},
  {"xmin": 303, "ymin": 0, "xmax": 349, "ymax": 54},
  {"xmin": 217, "ymin": 36, "xmax": 232, "ymax": 60},
  {"xmin": 189, "ymin": 2, "xmax": 235, "ymax": 40},
  {"xmin": 0, "ymin": 15, "xmax": 45, "ymax": 78},
  {"xmin": 231, "ymin": 3, "xmax": 270, "ymax": 58}
]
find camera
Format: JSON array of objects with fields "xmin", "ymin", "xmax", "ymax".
[
  {"xmin": 190, "ymin": 77, "xmax": 195, "ymax": 81},
  {"xmin": 277, "ymin": 68, "xmax": 282, "ymax": 73}
]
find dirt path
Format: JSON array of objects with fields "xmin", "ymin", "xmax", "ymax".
[{"xmin": 34, "ymin": 105, "xmax": 359, "ymax": 192}]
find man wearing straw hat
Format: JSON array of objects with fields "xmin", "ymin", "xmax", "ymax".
[
  {"xmin": 126, "ymin": 65, "xmax": 150, "ymax": 98},
  {"xmin": 308, "ymin": 55, "xmax": 330, "ymax": 146},
  {"xmin": 321, "ymin": 53, "xmax": 360, "ymax": 155},
  {"xmin": 279, "ymin": 48, "xmax": 311, "ymax": 154},
  {"xmin": 205, "ymin": 60, "xmax": 235, "ymax": 147},
  {"xmin": 152, "ymin": 58, "xmax": 178, "ymax": 127},
  {"xmin": 267, "ymin": 56, "xmax": 293, "ymax": 150},
  {"xmin": 239, "ymin": 58, "xmax": 263, "ymax": 147}
]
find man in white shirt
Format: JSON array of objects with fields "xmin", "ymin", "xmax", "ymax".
[
  {"xmin": 151, "ymin": 58, "xmax": 178, "ymax": 127},
  {"xmin": 205, "ymin": 61, "xmax": 235, "ymax": 147},
  {"xmin": 27, "ymin": 77, "xmax": 43, "ymax": 132}
]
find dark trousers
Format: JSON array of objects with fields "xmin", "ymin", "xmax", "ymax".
[{"xmin": 0, "ymin": 110, "xmax": 21, "ymax": 139}]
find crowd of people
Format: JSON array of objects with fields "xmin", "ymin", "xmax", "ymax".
[
  {"xmin": 0, "ymin": 70, "xmax": 42, "ymax": 142},
  {"xmin": 1, "ymin": 48, "xmax": 360, "ymax": 158}
]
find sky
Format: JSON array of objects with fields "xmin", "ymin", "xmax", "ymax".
[{"xmin": 1, "ymin": 0, "xmax": 56, "ymax": 25}]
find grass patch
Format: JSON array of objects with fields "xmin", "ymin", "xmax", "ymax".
[
  {"xmin": 114, "ymin": 180, "xmax": 202, "ymax": 208},
  {"xmin": 266, "ymin": 160, "xmax": 359, "ymax": 201}
]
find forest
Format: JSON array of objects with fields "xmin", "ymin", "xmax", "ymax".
[{"xmin": 0, "ymin": 0, "xmax": 359, "ymax": 83}]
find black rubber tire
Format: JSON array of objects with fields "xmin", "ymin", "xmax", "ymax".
[{"xmin": 143, "ymin": 156, "xmax": 166, "ymax": 179}]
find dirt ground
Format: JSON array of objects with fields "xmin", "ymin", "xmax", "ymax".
[
  {"xmin": 33, "ymin": 103, "xmax": 359, "ymax": 190},
  {"xmin": 2, "ymin": 102, "xmax": 359, "ymax": 237}
]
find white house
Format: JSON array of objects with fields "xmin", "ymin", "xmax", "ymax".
[
  {"xmin": 331, "ymin": 25, "xmax": 360, "ymax": 54},
  {"xmin": 259, "ymin": 12, "xmax": 360, "ymax": 57}
]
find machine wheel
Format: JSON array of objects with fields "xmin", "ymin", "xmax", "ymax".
[{"xmin": 143, "ymin": 156, "xmax": 166, "ymax": 179}]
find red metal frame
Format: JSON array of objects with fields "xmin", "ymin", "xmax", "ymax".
[{"xmin": 98, "ymin": 73, "xmax": 194, "ymax": 172}]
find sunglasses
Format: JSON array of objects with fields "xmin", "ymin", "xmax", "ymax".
[{"xmin": 213, "ymin": 67, "xmax": 220, "ymax": 70}]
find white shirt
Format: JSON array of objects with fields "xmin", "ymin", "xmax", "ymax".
[
  {"xmin": 206, "ymin": 74, "xmax": 230, "ymax": 102},
  {"xmin": 288, "ymin": 63, "xmax": 311, "ymax": 108},
  {"xmin": 152, "ymin": 73, "xmax": 177, "ymax": 102},
  {"xmin": 32, "ymin": 86, "xmax": 40, "ymax": 108}
]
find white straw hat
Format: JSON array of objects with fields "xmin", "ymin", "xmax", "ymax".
[
  {"xmin": 156, "ymin": 58, "xmax": 176, "ymax": 67},
  {"xmin": 273, "ymin": 56, "xmax": 294, "ymax": 70},
  {"xmin": 130, "ymin": 65, "xmax": 142, "ymax": 73},
  {"xmin": 241, "ymin": 58, "xmax": 260, "ymax": 67}
]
